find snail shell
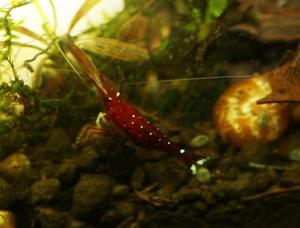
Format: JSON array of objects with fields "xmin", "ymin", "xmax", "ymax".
[{"xmin": 213, "ymin": 76, "xmax": 289, "ymax": 146}]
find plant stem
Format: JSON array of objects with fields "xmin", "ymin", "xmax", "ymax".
[{"xmin": 33, "ymin": 0, "xmax": 56, "ymax": 38}]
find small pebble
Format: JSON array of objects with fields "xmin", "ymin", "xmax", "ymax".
[
  {"xmin": 131, "ymin": 167, "xmax": 145, "ymax": 190},
  {"xmin": 34, "ymin": 207, "xmax": 67, "ymax": 228},
  {"xmin": 76, "ymin": 146, "xmax": 99, "ymax": 171},
  {"xmin": 55, "ymin": 159, "xmax": 79, "ymax": 186},
  {"xmin": 68, "ymin": 218, "xmax": 92, "ymax": 228},
  {"xmin": 193, "ymin": 201, "xmax": 208, "ymax": 211},
  {"xmin": 72, "ymin": 174, "xmax": 115, "ymax": 218},
  {"xmin": 116, "ymin": 202, "xmax": 136, "ymax": 218},
  {"xmin": 194, "ymin": 167, "xmax": 211, "ymax": 183},
  {"xmin": 46, "ymin": 128, "xmax": 71, "ymax": 162},
  {"xmin": 280, "ymin": 171, "xmax": 300, "ymax": 187},
  {"xmin": 0, "ymin": 210, "xmax": 16, "ymax": 228},
  {"xmin": 289, "ymin": 148, "xmax": 300, "ymax": 161},
  {"xmin": 0, "ymin": 153, "xmax": 31, "ymax": 180},
  {"xmin": 190, "ymin": 134, "xmax": 209, "ymax": 147},
  {"xmin": 112, "ymin": 185, "xmax": 130, "ymax": 198},
  {"xmin": 30, "ymin": 178, "xmax": 60, "ymax": 205},
  {"xmin": 0, "ymin": 177, "xmax": 15, "ymax": 208}
]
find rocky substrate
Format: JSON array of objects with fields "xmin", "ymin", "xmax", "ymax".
[{"xmin": 1, "ymin": 127, "xmax": 300, "ymax": 227}]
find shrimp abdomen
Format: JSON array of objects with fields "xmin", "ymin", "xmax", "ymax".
[{"xmin": 104, "ymin": 98, "xmax": 184, "ymax": 156}]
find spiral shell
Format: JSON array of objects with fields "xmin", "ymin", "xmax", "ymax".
[{"xmin": 213, "ymin": 76, "xmax": 289, "ymax": 146}]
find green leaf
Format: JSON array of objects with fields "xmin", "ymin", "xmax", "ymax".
[
  {"xmin": 11, "ymin": 0, "xmax": 31, "ymax": 7},
  {"xmin": 11, "ymin": 0, "xmax": 20, "ymax": 6},
  {"xmin": 205, "ymin": 0, "xmax": 228, "ymax": 23}
]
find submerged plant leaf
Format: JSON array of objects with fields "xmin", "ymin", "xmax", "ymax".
[
  {"xmin": 257, "ymin": 54, "xmax": 300, "ymax": 103},
  {"xmin": 15, "ymin": 26, "xmax": 46, "ymax": 43},
  {"xmin": 68, "ymin": 0, "xmax": 102, "ymax": 32},
  {"xmin": 78, "ymin": 37, "xmax": 150, "ymax": 62},
  {"xmin": 205, "ymin": 0, "xmax": 229, "ymax": 22}
]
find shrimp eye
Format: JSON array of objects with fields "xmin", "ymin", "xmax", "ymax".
[{"xmin": 103, "ymin": 96, "xmax": 112, "ymax": 103}]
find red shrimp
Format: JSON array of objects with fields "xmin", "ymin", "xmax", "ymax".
[{"xmin": 63, "ymin": 38, "xmax": 195, "ymax": 164}]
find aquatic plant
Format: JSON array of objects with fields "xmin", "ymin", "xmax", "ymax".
[{"xmin": 0, "ymin": 0, "xmax": 31, "ymax": 80}]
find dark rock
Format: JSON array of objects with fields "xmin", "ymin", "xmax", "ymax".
[
  {"xmin": 172, "ymin": 187, "xmax": 201, "ymax": 203},
  {"xmin": 113, "ymin": 184, "xmax": 130, "ymax": 198},
  {"xmin": 101, "ymin": 201, "xmax": 136, "ymax": 225},
  {"xmin": 131, "ymin": 167, "xmax": 145, "ymax": 190},
  {"xmin": 76, "ymin": 146, "xmax": 99, "ymax": 171},
  {"xmin": 46, "ymin": 128, "xmax": 71, "ymax": 160},
  {"xmin": 134, "ymin": 147, "xmax": 166, "ymax": 161},
  {"xmin": 0, "ymin": 177, "xmax": 15, "ymax": 208},
  {"xmin": 144, "ymin": 159, "xmax": 189, "ymax": 195},
  {"xmin": 55, "ymin": 159, "xmax": 79, "ymax": 186},
  {"xmin": 232, "ymin": 172, "xmax": 254, "ymax": 195},
  {"xmin": 129, "ymin": 222, "xmax": 141, "ymax": 228},
  {"xmin": 277, "ymin": 131, "xmax": 300, "ymax": 158},
  {"xmin": 235, "ymin": 143, "xmax": 270, "ymax": 168},
  {"xmin": 214, "ymin": 155, "xmax": 236, "ymax": 174},
  {"xmin": 100, "ymin": 209, "xmax": 118, "ymax": 225},
  {"xmin": 72, "ymin": 174, "xmax": 115, "ymax": 217},
  {"xmin": 193, "ymin": 201, "xmax": 208, "ymax": 212},
  {"xmin": 68, "ymin": 218, "xmax": 92, "ymax": 228},
  {"xmin": 0, "ymin": 129, "xmax": 27, "ymax": 158},
  {"xmin": 95, "ymin": 162, "xmax": 109, "ymax": 173},
  {"xmin": 30, "ymin": 178, "xmax": 60, "ymax": 205},
  {"xmin": 280, "ymin": 171, "xmax": 300, "ymax": 187},
  {"xmin": 107, "ymin": 145, "xmax": 138, "ymax": 180},
  {"xmin": 252, "ymin": 170, "xmax": 277, "ymax": 191},
  {"xmin": 136, "ymin": 210, "xmax": 146, "ymax": 223},
  {"xmin": 214, "ymin": 172, "xmax": 254, "ymax": 198},
  {"xmin": 116, "ymin": 201, "xmax": 136, "ymax": 218},
  {"xmin": 34, "ymin": 207, "xmax": 67, "ymax": 228}
]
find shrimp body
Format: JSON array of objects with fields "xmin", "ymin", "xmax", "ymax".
[
  {"xmin": 64, "ymin": 39, "xmax": 195, "ymax": 163},
  {"xmin": 104, "ymin": 94, "xmax": 187, "ymax": 158}
]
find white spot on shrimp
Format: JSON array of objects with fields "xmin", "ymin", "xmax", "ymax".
[
  {"xmin": 180, "ymin": 149, "xmax": 185, "ymax": 154},
  {"xmin": 147, "ymin": 121, "xmax": 150, "ymax": 124},
  {"xmin": 167, "ymin": 141, "xmax": 171, "ymax": 145},
  {"xmin": 158, "ymin": 138, "xmax": 162, "ymax": 142},
  {"xmin": 149, "ymin": 132, "xmax": 153, "ymax": 136},
  {"xmin": 131, "ymin": 121, "xmax": 135, "ymax": 125},
  {"xmin": 157, "ymin": 128, "xmax": 160, "ymax": 131},
  {"xmin": 140, "ymin": 125, "xmax": 144, "ymax": 129},
  {"xmin": 132, "ymin": 114, "xmax": 136, "ymax": 118}
]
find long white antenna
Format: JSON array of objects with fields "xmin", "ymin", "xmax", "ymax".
[
  {"xmin": 125, "ymin": 75, "xmax": 252, "ymax": 86},
  {"xmin": 55, "ymin": 39, "xmax": 91, "ymax": 89}
]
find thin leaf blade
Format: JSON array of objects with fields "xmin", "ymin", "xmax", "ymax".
[
  {"xmin": 68, "ymin": 0, "xmax": 102, "ymax": 32},
  {"xmin": 78, "ymin": 37, "xmax": 150, "ymax": 62}
]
